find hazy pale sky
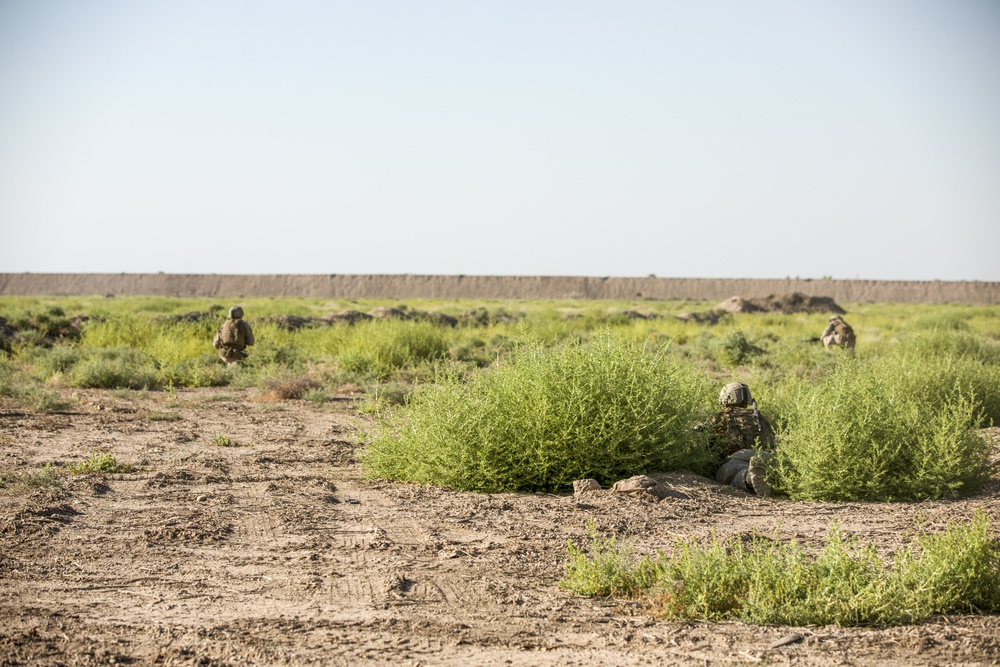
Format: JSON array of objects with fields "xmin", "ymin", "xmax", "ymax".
[{"xmin": 1, "ymin": 1, "xmax": 998, "ymax": 280}]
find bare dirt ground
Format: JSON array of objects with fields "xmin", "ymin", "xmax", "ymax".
[{"xmin": 2, "ymin": 388, "xmax": 1000, "ymax": 666}]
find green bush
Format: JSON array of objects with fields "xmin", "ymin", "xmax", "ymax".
[
  {"xmin": 362, "ymin": 333, "xmax": 716, "ymax": 492},
  {"xmin": 718, "ymin": 329, "xmax": 765, "ymax": 367},
  {"xmin": 774, "ymin": 356, "xmax": 991, "ymax": 501},
  {"xmin": 35, "ymin": 344, "xmax": 82, "ymax": 375},
  {"xmin": 0, "ymin": 359, "xmax": 70, "ymax": 412},
  {"xmin": 334, "ymin": 320, "xmax": 449, "ymax": 379},
  {"xmin": 561, "ymin": 522, "xmax": 661, "ymax": 597},
  {"xmin": 561, "ymin": 513, "xmax": 1000, "ymax": 626},
  {"xmin": 887, "ymin": 331, "xmax": 1000, "ymax": 424},
  {"xmin": 71, "ymin": 347, "xmax": 160, "ymax": 389}
]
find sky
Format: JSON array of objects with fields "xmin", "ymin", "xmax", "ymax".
[{"xmin": 1, "ymin": 1, "xmax": 998, "ymax": 281}]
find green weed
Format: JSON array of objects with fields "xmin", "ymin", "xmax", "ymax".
[
  {"xmin": 144, "ymin": 411, "xmax": 182, "ymax": 422},
  {"xmin": 66, "ymin": 452, "xmax": 135, "ymax": 474},
  {"xmin": 302, "ymin": 387, "xmax": 332, "ymax": 404},
  {"xmin": 0, "ymin": 464, "xmax": 62, "ymax": 492},
  {"xmin": 561, "ymin": 513, "xmax": 1000, "ymax": 626},
  {"xmin": 209, "ymin": 433, "xmax": 248, "ymax": 447},
  {"xmin": 0, "ymin": 359, "xmax": 71, "ymax": 412}
]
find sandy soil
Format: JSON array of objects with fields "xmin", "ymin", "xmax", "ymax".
[{"xmin": 2, "ymin": 388, "xmax": 1000, "ymax": 666}]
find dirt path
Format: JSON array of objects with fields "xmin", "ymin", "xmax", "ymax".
[{"xmin": 2, "ymin": 389, "xmax": 1000, "ymax": 666}]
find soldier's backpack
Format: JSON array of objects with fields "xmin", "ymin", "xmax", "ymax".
[{"xmin": 219, "ymin": 319, "xmax": 242, "ymax": 347}]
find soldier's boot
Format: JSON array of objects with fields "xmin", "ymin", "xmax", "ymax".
[{"xmin": 746, "ymin": 456, "xmax": 771, "ymax": 497}]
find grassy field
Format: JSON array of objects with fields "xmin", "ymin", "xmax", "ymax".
[{"xmin": 2, "ymin": 294, "xmax": 999, "ymax": 501}]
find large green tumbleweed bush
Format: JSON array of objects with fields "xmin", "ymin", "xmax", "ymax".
[
  {"xmin": 774, "ymin": 353, "xmax": 993, "ymax": 502},
  {"xmin": 362, "ymin": 333, "xmax": 716, "ymax": 492}
]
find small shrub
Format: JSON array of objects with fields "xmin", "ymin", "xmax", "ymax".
[
  {"xmin": 36, "ymin": 345, "xmax": 82, "ymax": 375},
  {"xmin": 561, "ymin": 522, "xmax": 660, "ymax": 597},
  {"xmin": 66, "ymin": 452, "xmax": 134, "ymax": 474},
  {"xmin": 302, "ymin": 387, "xmax": 332, "ymax": 404},
  {"xmin": 0, "ymin": 465, "xmax": 62, "ymax": 491},
  {"xmin": 71, "ymin": 347, "xmax": 159, "ymax": 390},
  {"xmin": 0, "ymin": 360, "xmax": 70, "ymax": 413},
  {"xmin": 144, "ymin": 411, "xmax": 182, "ymax": 422},
  {"xmin": 887, "ymin": 331, "xmax": 1000, "ymax": 424},
  {"xmin": 209, "ymin": 433, "xmax": 248, "ymax": 447},
  {"xmin": 355, "ymin": 381, "xmax": 413, "ymax": 415},
  {"xmin": 262, "ymin": 373, "xmax": 320, "ymax": 400},
  {"xmin": 20, "ymin": 387, "xmax": 71, "ymax": 413},
  {"xmin": 718, "ymin": 329, "xmax": 765, "ymax": 367}
]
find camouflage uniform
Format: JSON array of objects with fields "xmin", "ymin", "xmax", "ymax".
[
  {"xmin": 709, "ymin": 383, "xmax": 776, "ymax": 497},
  {"xmin": 709, "ymin": 406, "xmax": 775, "ymax": 460},
  {"xmin": 213, "ymin": 306, "xmax": 254, "ymax": 365},
  {"xmin": 821, "ymin": 316, "xmax": 856, "ymax": 350}
]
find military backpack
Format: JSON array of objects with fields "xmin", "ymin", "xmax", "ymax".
[{"xmin": 219, "ymin": 319, "xmax": 243, "ymax": 347}]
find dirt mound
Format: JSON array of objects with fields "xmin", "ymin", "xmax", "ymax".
[
  {"xmin": 152, "ymin": 311, "xmax": 214, "ymax": 324},
  {"xmin": 716, "ymin": 292, "xmax": 846, "ymax": 315},
  {"xmin": 675, "ymin": 310, "xmax": 731, "ymax": 325},
  {"xmin": 326, "ymin": 310, "xmax": 372, "ymax": 325},
  {"xmin": 714, "ymin": 297, "xmax": 766, "ymax": 314},
  {"xmin": 256, "ymin": 314, "xmax": 326, "ymax": 331},
  {"xmin": 612, "ymin": 310, "xmax": 661, "ymax": 321},
  {"xmin": 410, "ymin": 311, "xmax": 459, "ymax": 327},
  {"xmin": 368, "ymin": 306, "xmax": 410, "ymax": 320},
  {"xmin": 0, "ymin": 311, "xmax": 87, "ymax": 350},
  {"xmin": 461, "ymin": 307, "xmax": 523, "ymax": 326}
]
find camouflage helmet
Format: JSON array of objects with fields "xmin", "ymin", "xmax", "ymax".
[
  {"xmin": 829, "ymin": 315, "xmax": 842, "ymax": 321},
  {"xmin": 229, "ymin": 306, "xmax": 244, "ymax": 319},
  {"xmin": 719, "ymin": 382, "xmax": 752, "ymax": 407}
]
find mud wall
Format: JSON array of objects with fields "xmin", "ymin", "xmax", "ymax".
[{"xmin": 1, "ymin": 273, "xmax": 998, "ymax": 304}]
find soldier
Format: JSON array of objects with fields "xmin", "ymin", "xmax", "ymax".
[
  {"xmin": 821, "ymin": 315, "xmax": 856, "ymax": 350},
  {"xmin": 213, "ymin": 306, "xmax": 254, "ymax": 365},
  {"xmin": 710, "ymin": 382, "xmax": 775, "ymax": 497}
]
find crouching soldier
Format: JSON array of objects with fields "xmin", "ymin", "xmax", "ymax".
[
  {"xmin": 821, "ymin": 315, "xmax": 856, "ymax": 350},
  {"xmin": 213, "ymin": 306, "xmax": 254, "ymax": 365},
  {"xmin": 710, "ymin": 382, "xmax": 775, "ymax": 497}
]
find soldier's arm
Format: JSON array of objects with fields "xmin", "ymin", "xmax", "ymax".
[{"xmin": 244, "ymin": 322, "xmax": 255, "ymax": 346}]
